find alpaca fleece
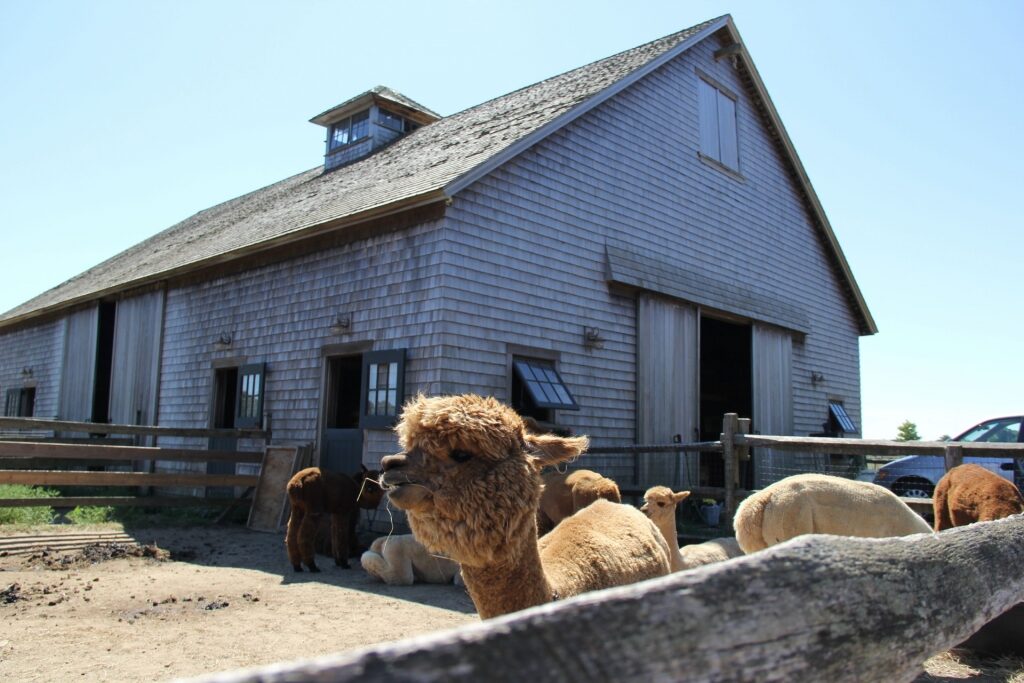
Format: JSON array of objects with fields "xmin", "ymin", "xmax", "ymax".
[
  {"xmin": 360, "ymin": 534, "xmax": 463, "ymax": 586},
  {"xmin": 933, "ymin": 463, "xmax": 1024, "ymax": 531},
  {"xmin": 284, "ymin": 466, "xmax": 384, "ymax": 572},
  {"xmin": 734, "ymin": 473, "xmax": 931, "ymax": 553},
  {"xmin": 537, "ymin": 469, "xmax": 622, "ymax": 535},
  {"xmin": 641, "ymin": 486, "xmax": 744, "ymax": 571},
  {"xmin": 381, "ymin": 394, "xmax": 671, "ymax": 618}
]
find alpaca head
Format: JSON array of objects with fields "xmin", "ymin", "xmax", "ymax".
[
  {"xmin": 572, "ymin": 475, "xmax": 622, "ymax": 510},
  {"xmin": 354, "ymin": 465, "xmax": 386, "ymax": 509},
  {"xmin": 380, "ymin": 394, "xmax": 589, "ymax": 567},
  {"xmin": 641, "ymin": 486, "xmax": 691, "ymax": 525}
]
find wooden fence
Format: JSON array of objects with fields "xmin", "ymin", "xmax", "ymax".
[
  {"xmin": 190, "ymin": 513, "xmax": 1024, "ymax": 683},
  {"xmin": 0, "ymin": 416, "xmax": 271, "ymax": 509},
  {"xmin": 593, "ymin": 413, "xmax": 1024, "ymax": 524}
]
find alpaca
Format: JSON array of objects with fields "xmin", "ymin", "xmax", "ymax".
[
  {"xmin": 360, "ymin": 534, "xmax": 464, "ymax": 586},
  {"xmin": 285, "ymin": 465, "xmax": 384, "ymax": 572},
  {"xmin": 380, "ymin": 394, "xmax": 671, "ymax": 618},
  {"xmin": 641, "ymin": 486, "xmax": 744, "ymax": 571},
  {"xmin": 933, "ymin": 463, "xmax": 1024, "ymax": 531},
  {"xmin": 537, "ymin": 469, "xmax": 622, "ymax": 535},
  {"xmin": 734, "ymin": 473, "xmax": 931, "ymax": 554}
]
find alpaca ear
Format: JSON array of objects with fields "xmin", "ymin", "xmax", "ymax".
[
  {"xmin": 524, "ymin": 433, "xmax": 589, "ymax": 468},
  {"xmin": 674, "ymin": 491, "xmax": 691, "ymax": 503}
]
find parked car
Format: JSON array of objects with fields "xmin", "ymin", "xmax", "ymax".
[{"xmin": 872, "ymin": 415, "xmax": 1024, "ymax": 498}]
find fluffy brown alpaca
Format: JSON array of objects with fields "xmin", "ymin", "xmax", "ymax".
[
  {"xmin": 536, "ymin": 469, "xmax": 622, "ymax": 535},
  {"xmin": 285, "ymin": 465, "xmax": 384, "ymax": 572},
  {"xmin": 380, "ymin": 394, "xmax": 671, "ymax": 619},
  {"xmin": 641, "ymin": 486, "xmax": 744, "ymax": 572},
  {"xmin": 933, "ymin": 463, "xmax": 1024, "ymax": 531}
]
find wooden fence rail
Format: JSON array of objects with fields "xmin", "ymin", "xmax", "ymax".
[
  {"xmin": 0, "ymin": 416, "xmax": 270, "ymax": 442},
  {"xmin": 189, "ymin": 514, "xmax": 1024, "ymax": 683}
]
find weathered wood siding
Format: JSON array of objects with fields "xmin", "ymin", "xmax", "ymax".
[
  {"xmin": 59, "ymin": 306, "xmax": 99, "ymax": 422},
  {"xmin": 440, "ymin": 31, "xmax": 863, "ymax": 480},
  {"xmin": 0, "ymin": 319, "xmax": 64, "ymax": 423},
  {"xmin": 109, "ymin": 290, "xmax": 165, "ymax": 428},
  {"xmin": 156, "ymin": 219, "xmax": 447, "ymax": 469}
]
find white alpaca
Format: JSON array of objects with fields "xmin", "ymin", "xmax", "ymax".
[
  {"xmin": 360, "ymin": 534, "xmax": 464, "ymax": 586},
  {"xmin": 734, "ymin": 473, "xmax": 932, "ymax": 553},
  {"xmin": 642, "ymin": 486, "xmax": 743, "ymax": 571}
]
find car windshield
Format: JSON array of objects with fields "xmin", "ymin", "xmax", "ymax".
[{"xmin": 956, "ymin": 417, "xmax": 1023, "ymax": 443}]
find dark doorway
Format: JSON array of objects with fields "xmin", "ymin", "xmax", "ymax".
[
  {"xmin": 322, "ymin": 355, "xmax": 364, "ymax": 475},
  {"xmin": 207, "ymin": 366, "xmax": 239, "ymax": 497},
  {"xmin": 699, "ymin": 316, "xmax": 752, "ymax": 487},
  {"xmin": 91, "ymin": 301, "xmax": 116, "ymax": 424}
]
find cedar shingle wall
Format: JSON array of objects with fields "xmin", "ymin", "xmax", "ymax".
[
  {"xmin": 0, "ymin": 320, "xmax": 63, "ymax": 422},
  {"xmin": 439, "ymin": 32, "xmax": 862, "ymax": 466}
]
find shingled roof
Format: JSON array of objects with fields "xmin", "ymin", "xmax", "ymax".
[{"xmin": 1, "ymin": 15, "xmax": 876, "ymax": 335}]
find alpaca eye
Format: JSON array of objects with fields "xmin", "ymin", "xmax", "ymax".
[{"xmin": 449, "ymin": 449, "xmax": 473, "ymax": 463}]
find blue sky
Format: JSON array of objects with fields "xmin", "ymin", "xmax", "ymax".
[{"xmin": 1, "ymin": 1, "xmax": 1021, "ymax": 440}]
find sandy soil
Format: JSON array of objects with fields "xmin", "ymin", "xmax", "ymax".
[
  {"xmin": 0, "ymin": 525, "xmax": 477, "ymax": 682},
  {"xmin": 0, "ymin": 525, "xmax": 1019, "ymax": 683}
]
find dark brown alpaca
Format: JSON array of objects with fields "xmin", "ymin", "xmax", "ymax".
[
  {"xmin": 285, "ymin": 465, "xmax": 384, "ymax": 572},
  {"xmin": 933, "ymin": 463, "xmax": 1024, "ymax": 531}
]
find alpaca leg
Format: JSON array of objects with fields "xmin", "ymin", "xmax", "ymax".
[
  {"xmin": 285, "ymin": 506, "xmax": 305, "ymax": 572},
  {"xmin": 332, "ymin": 512, "xmax": 351, "ymax": 568},
  {"xmin": 298, "ymin": 511, "xmax": 320, "ymax": 572},
  {"xmin": 347, "ymin": 509, "xmax": 362, "ymax": 557}
]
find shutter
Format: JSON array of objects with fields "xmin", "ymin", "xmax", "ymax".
[
  {"xmin": 717, "ymin": 91, "xmax": 739, "ymax": 169},
  {"xmin": 751, "ymin": 323, "xmax": 793, "ymax": 488},
  {"xmin": 697, "ymin": 79, "xmax": 720, "ymax": 160},
  {"xmin": 637, "ymin": 294, "xmax": 698, "ymax": 489},
  {"xmin": 360, "ymin": 349, "xmax": 406, "ymax": 429}
]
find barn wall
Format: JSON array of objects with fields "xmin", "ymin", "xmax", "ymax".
[
  {"xmin": 0, "ymin": 318, "xmax": 64, "ymax": 424},
  {"xmin": 156, "ymin": 218, "xmax": 447, "ymax": 468},
  {"xmin": 440, "ymin": 31, "xmax": 864, "ymax": 476}
]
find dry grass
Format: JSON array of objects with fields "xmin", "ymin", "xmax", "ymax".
[{"xmin": 919, "ymin": 651, "xmax": 1024, "ymax": 682}]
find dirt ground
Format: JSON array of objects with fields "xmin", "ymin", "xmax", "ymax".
[{"xmin": 0, "ymin": 525, "xmax": 1019, "ymax": 683}]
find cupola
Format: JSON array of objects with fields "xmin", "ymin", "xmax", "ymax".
[{"xmin": 310, "ymin": 86, "xmax": 440, "ymax": 171}]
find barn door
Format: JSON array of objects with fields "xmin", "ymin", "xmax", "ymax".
[
  {"xmin": 59, "ymin": 306, "xmax": 100, "ymax": 422},
  {"xmin": 108, "ymin": 290, "xmax": 164, "ymax": 438},
  {"xmin": 321, "ymin": 354, "xmax": 364, "ymax": 475},
  {"xmin": 751, "ymin": 323, "xmax": 793, "ymax": 488},
  {"xmin": 636, "ymin": 294, "xmax": 698, "ymax": 489}
]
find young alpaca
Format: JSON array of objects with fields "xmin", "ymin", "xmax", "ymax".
[
  {"xmin": 536, "ymin": 469, "xmax": 622, "ymax": 535},
  {"xmin": 641, "ymin": 486, "xmax": 743, "ymax": 572},
  {"xmin": 285, "ymin": 465, "xmax": 384, "ymax": 572},
  {"xmin": 380, "ymin": 394, "xmax": 671, "ymax": 619},
  {"xmin": 360, "ymin": 534, "xmax": 463, "ymax": 586},
  {"xmin": 734, "ymin": 473, "xmax": 931, "ymax": 554},
  {"xmin": 933, "ymin": 463, "xmax": 1024, "ymax": 531}
]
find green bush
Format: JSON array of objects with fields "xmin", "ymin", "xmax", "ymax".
[
  {"xmin": 66, "ymin": 505, "xmax": 116, "ymax": 524},
  {"xmin": 0, "ymin": 484, "xmax": 58, "ymax": 525}
]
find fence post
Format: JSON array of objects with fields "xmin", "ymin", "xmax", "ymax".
[
  {"xmin": 737, "ymin": 418, "xmax": 751, "ymax": 461},
  {"xmin": 722, "ymin": 413, "xmax": 739, "ymax": 522},
  {"xmin": 944, "ymin": 444, "xmax": 963, "ymax": 473}
]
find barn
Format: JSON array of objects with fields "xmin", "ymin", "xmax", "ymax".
[{"xmin": 0, "ymin": 15, "xmax": 874, "ymax": 499}]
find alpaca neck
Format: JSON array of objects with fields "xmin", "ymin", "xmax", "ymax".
[
  {"xmin": 653, "ymin": 513, "xmax": 684, "ymax": 572},
  {"xmin": 459, "ymin": 539, "xmax": 553, "ymax": 619}
]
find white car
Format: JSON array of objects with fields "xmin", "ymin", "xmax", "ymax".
[{"xmin": 872, "ymin": 416, "xmax": 1023, "ymax": 498}]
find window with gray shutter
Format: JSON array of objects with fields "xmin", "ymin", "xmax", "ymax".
[
  {"xmin": 360, "ymin": 349, "xmax": 406, "ymax": 429},
  {"xmin": 235, "ymin": 363, "xmax": 265, "ymax": 429},
  {"xmin": 697, "ymin": 76, "xmax": 739, "ymax": 170},
  {"xmin": 511, "ymin": 358, "xmax": 579, "ymax": 420}
]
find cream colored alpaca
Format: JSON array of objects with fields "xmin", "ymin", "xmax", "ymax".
[
  {"xmin": 641, "ymin": 486, "xmax": 743, "ymax": 572},
  {"xmin": 734, "ymin": 473, "xmax": 932, "ymax": 553},
  {"xmin": 360, "ymin": 534, "xmax": 464, "ymax": 586},
  {"xmin": 381, "ymin": 394, "xmax": 671, "ymax": 619},
  {"xmin": 537, "ymin": 469, "xmax": 622, "ymax": 535}
]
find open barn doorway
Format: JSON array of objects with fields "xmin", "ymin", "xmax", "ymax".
[
  {"xmin": 321, "ymin": 354, "xmax": 364, "ymax": 475},
  {"xmin": 699, "ymin": 315, "xmax": 753, "ymax": 488}
]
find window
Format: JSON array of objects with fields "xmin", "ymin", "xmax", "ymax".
[
  {"xmin": 698, "ymin": 77, "xmax": 739, "ymax": 170},
  {"xmin": 828, "ymin": 401, "xmax": 858, "ymax": 435},
  {"xmin": 235, "ymin": 363, "xmax": 265, "ymax": 429},
  {"xmin": 511, "ymin": 358, "xmax": 578, "ymax": 423},
  {"xmin": 379, "ymin": 108, "xmax": 404, "ymax": 132},
  {"xmin": 360, "ymin": 349, "xmax": 406, "ymax": 429},
  {"xmin": 328, "ymin": 110, "xmax": 370, "ymax": 151},
  {"xmin": 5, "ymin": 387, "xmax": 35, "ymax": 417}
]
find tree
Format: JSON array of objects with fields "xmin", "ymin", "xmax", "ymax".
[{"xmin": 895, "ymin": 420, "xmax": 921, "ymax": 442}]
